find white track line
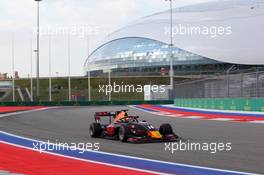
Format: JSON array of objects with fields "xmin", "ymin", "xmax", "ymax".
[
  {"xmin": 182, "ymin": 116, "xmax": 203, "ymax": 119},
  {"xmin": 0, "ymin": 107, "xmax": 54, "ymax": 118},
  {"xmin": 248, "ymin": 121, "xmax": 264, "ymax": 124},
  {"xmin": 0, "ymin": 140, "xmax": 164, "ymax": 175},
  {"xmin": 0, "ymin": 131, "xmax": 259, "ymax": 175},
  {"xmin": 164, "ymin": 105, "xmax": 264, "ymax": 115},
  {"xmin": 209, "ymin": 118, "xmax": 233, "ymax": 121},
  {"xmin": 130, "ymin": 105, "xmax": 264, "ymax": 124}
]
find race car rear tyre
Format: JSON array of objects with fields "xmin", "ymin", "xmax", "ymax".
[
  {"xmin": 159, "ymin": 123, "xmax": 173, "ymax": 135},
  {"xmin": 90, "ymin": 123, "xmax": 102, "ymax": 138},
  {"xmin": 119, "ymin": 125, "xmax": 129, "ymax": 142}
]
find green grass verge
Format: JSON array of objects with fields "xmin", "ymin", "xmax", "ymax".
[{"xmin": 1, "ymin": 77, "xmax": 171, "ymax": 101}]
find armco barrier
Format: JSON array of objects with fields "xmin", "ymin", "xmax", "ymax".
[
  {"xmin": 174, "ymin": 98, "xmax": 264, "ymax": 112},
  {"xmin": 0, "ymin": 100, "xmax": 173, "ymax": 107}
]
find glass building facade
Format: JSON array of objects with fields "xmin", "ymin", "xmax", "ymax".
[{"xmin": 84, "ymin": 37, "xmax": 240, "ymax": 76}]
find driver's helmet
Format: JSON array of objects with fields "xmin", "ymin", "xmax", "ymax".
[{"xmin": 114, "ymin": 111, "xmax": 128, "ymax": 123}]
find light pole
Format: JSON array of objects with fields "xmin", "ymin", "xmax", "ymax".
[
  {"xmin": 30, "ymin": 36, "xmax": 33, "ymax": 101},
  {"xmin": 108, "ymin": 70, "xmax": 111, "ymax": 101},
  {"xmin": 87, "ymin": 67, "xmax": 91, "ymax": 101},
  {"xmin": 165, "ymin": 0, "xmax": 174, "ymax": 89},
  {"xmin": 12, "ymin": 33, "xmax": 15, "ymax": 102},
  {"xmin": 107, "ymin": 55, "xmax": 111, "ymax": 101},
  {"xmin": 68, "ymin": 34, "xmax": 72, "ymax": 101},
  {"xmin": 35, "ymin": 0, "xmax": 42, "ymax": 101},
  {"xmin": 87, "ymin": 36, "xmax": 91, "ymax": 101},
  {"xmin": 48, "ymin": 35, "xmax": 52, "ymax": 101}
]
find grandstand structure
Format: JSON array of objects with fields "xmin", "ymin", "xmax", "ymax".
[
  {"xmin": 82, "ymin": 0, "xmax": 264, "ymax": 98},
  {"xmin": 84, "ymin": 0, "xmax": 264, "ymax": 78}
]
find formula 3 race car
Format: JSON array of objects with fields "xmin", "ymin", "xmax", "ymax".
[{"xmin": 89, "ymin": 109, "xmax": 180, "ymax": 143}]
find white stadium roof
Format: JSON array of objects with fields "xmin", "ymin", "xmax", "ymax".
[{"xmin": 98, "ymin": 0, "xmax": 264, "ymax": 65}]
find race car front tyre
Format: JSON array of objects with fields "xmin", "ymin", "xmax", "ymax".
[
  {"xmin": 90, "ymin": 123, "xmax": 102, "ymax": 138},
  {"xmin": 119, "ymin": 125, "xmax": 129, "ymax": 142},
  {"xmin": 159, "ymin": 123, "xmax": 173, "ymax": 135}
]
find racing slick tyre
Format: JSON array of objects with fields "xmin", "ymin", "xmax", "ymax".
[
  {"xmin": 159, "ymin": 123, "xmax": 173, "ymax": 135},
  {"xmin": 119, "ymin": 125, "xmax": 129, "ymax": 142},
  {"xmin": 89, "ymin": 123, "xmax": 102, "ymax": 138}
]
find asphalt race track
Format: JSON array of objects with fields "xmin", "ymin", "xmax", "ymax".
[{"xmin": 0, "ymin": 106, "xmax": 263, "ymax": 174}]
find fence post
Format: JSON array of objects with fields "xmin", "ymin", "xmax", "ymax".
[
  {"xmin": 240, "ymin": 73, "xmax": 243, "ymax": 97},
  {"xmin": 256, "ymin": 71, "xmax": 259, "ymax": 97},
  {"xmin": 227, "ymin": 74, "xmax": 230, "ymax": 98}
]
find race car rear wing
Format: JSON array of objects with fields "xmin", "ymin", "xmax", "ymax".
[
  {"xmin": 95, "ymin": 111, "xmax": 116, "ymax": 117},
  {"xmin": 94, "ymin": 109, "xmax": 129, "ymax": 124}
]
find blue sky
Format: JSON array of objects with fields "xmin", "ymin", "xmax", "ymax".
[{"xmin": 0, "ymin": 0, "xmax": 214, "ymax": 77}]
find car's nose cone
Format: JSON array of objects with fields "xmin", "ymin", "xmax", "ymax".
[{"xmin": 147, "ymin": 131, "xmax": 162, "ymax": 139}]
